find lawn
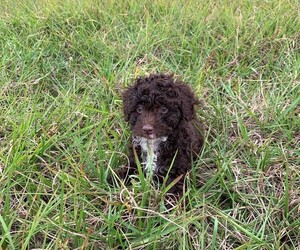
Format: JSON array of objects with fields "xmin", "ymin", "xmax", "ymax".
[{"xmin": 0, "ymin": 0, "xmax": 299, "ymax": 249}]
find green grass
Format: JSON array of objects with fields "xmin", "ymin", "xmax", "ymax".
[{"xmin": 0, "ymin": 0, "xmax": 299, "ymax": 249}]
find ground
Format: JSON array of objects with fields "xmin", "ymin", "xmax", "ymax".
[{"xmin": 0, "ymin": 0, "xmax": 299, "ymax": 249}]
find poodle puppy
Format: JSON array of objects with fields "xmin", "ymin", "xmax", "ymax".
[{"xmin": 121, "ymin": 73, "xmax": 204, "ymax": 193}]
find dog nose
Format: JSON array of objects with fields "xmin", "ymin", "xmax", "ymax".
[{"xmin": 142, "ymin": 124, "xmax": 154, "ymax": 134}]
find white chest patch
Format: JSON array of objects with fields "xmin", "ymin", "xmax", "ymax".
[{"xmin": 132, "ymin": 136, "xmax": 167, "ymax": 173}]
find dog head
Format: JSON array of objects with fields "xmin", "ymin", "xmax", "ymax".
[{"xmin": 123, "ymin": 74, "xmax": 199, "ymax": 140}]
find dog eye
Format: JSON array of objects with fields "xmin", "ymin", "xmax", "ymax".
[
  {"xmin": 136, "ymin": 106, "xmax": 143, "ymax": 113},
  {"xmin": 160, "ymin": 106, "xmax": 168, "ymax": 113}
]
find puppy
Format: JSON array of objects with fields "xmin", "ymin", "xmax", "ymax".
[{"xmin": 121, "ymin": 73, "xmax": 204, "ymax": 193}]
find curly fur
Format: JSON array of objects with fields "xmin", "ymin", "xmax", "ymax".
[{"xmin": 121, "ymin": 73, "xmax": 204, "ymax": 193}]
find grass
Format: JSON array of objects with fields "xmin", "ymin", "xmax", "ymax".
[{"xmin": 0, "ymin": 0, "xmax": 299, "ymax": 249}]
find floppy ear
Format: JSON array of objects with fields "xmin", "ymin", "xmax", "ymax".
[
  {"xmin": 122, "ymin": 86, "xmax": 137, "ymax": 122},
  {"xmin": 176, "ymin": 84, "xmax": 199, "ymax": 121}
]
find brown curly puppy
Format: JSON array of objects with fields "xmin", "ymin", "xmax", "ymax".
[{"xmin": 121, "ymin": 73, "xmax": 204, "ymax": 194}]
